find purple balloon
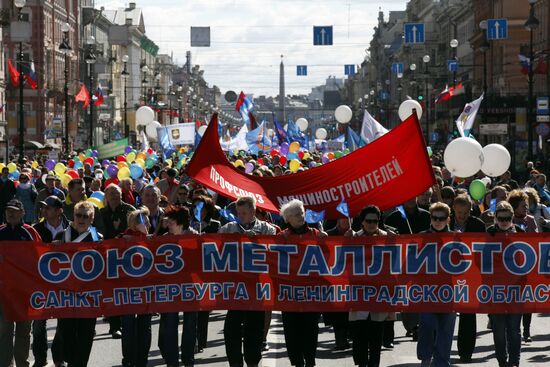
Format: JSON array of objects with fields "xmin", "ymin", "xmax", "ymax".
[
  {"xmin": 101, "ymin": 159, "xmax": 110, "ymax": 167},
  {"xmin": 45, "ymin": 159, "xmax": 56, "ymax": 171},
  {"xmin": 92, "ymin": 150, "xmax": 99, "ymax": 157},
  {"xmin": 124, "ymin": 146, "xmax": 133, "ymax": 154},
  {"xmin": 280, "ymin": 142, "xmax": 290, "ymax": 155},
  {"xmin": 245, "ymin": 162, "xmax": 255, "ymax": 174},
  {"xmin": 309, "ymin": 161, "xmax": 317, "ymax": 168},
  {"xmin": 106, "ymin": 164, "xmax": 118, "ymax": 178},
  {"xmin": 321, "ymin": 156, "xmax": 329, "ymax": 164}
]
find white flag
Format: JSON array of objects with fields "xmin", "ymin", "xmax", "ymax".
[
  {"xmin": 456, "ymin": 94, "xmax": 484, "ymax": 137},
  {"xmin": 220, "ymin": 123, "xmax": 249, "ymax": 151},
  {"xmin": 360, "ymin": 110, "xmax": 389, "ymax": 144},
  {"xmin": 140, "ymin": 130, "xmax": 149, "ymax": 151}
]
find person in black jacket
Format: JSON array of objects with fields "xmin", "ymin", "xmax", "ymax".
[
  {"xmin": 32, "ymin": 196, "xmax": 69, "ymax": 367},
  {"xmin": 0, "ymin": 167, "xmax": 17, "ymax": 223},
  {"xmin": 385, "ymin": 197, "xmax": 430, "ymax": 340},
  {"xmin": 54, "ymin": 201, "xmax": 103, "ymax": 367},
  {"xmin": 450, "ymin": 194, "xmax": 486, "ymax": 363}
]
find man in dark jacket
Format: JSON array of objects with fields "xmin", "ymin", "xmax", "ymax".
[
  {"xmin": 0, "ymin": 199, "xmax": 42, "ymax": 367},
  {"xmin": 34, "ymin": 174, "xmax": 66, "ymax": 222},
  {"xmin": 32, "ymin": 196, "xmax": 68, "ymax": 366},
  {"xmin": 0, "ymin": 167, "xmax": 17, "ymax": 223},
  {"xmin": 385, "ymin": 196, "xmax": 430, "ymax": 339}
]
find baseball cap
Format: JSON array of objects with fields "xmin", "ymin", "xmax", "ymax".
[
  {"xmin": 41, "ymin": 195, "xmax": 63, "ymax": 209},
  {"xmin": 5, "ymin": 199, "xmax": 23, "ymax": 211}
]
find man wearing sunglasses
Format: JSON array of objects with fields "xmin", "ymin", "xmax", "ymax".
[
  {"xmin": 417, "ymin": 202, "xmax": 455, "ymax": 367},
  {"xmin": 486, "ymin": 201, "xmax": 525, "ymax": 367}
]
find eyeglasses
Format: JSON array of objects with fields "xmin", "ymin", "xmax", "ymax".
[
  {"xmin": 431, "ymin": 215, "xmax": 448, "ymax": 222},
  {"xmin": 75, "ymin": 213, "xmax": 90, "ymax": 219},
  {"xmin": 363, "ymin": 219, "xmax": 379, "ymax": 224},
  {"xmin": 496, "ymin": 216, "xmax": 512, "ymax": 222}
]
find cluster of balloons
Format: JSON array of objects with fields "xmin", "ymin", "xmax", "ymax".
[
  {"xmin": 444, "ymin": 138, "xmax": 511, "ymax": 178},
  {"xmin": 87, "ymin": 191, "xmax": 105, "ymax": 209}
]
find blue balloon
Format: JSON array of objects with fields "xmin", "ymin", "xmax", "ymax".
[
  {"xmin": 74, "ymin": 160, "xmax": 83, "ymax": 169},
  {"xmin": 90, "ymin": 191, "xmax": 105, "ymax": 202},
  {"xmin": 9, "ymin": 171, "xmax": 20, "ymax": 180},
  {"xmin": 130, "ymin": 164, "xmax": 143, "ymax": 179},
  {"xmin": 286, "ymin": 152, "xmax": 298, "ymax": 160}
]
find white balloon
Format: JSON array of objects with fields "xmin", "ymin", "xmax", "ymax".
[
  {"xmin": 398, "ymin": 100, "xmax": 423, "ymax": 121},
  {"xmin": 315, "ymin": 128, "xmax": 327, "ymax": 140},
  {"xmin": 145, "ymin": 121, "xmax": 162, "ymax": 141},
  {"xmin": 335, "ymin": 105, "xmax": 353, "ymax": 124},
  {"xmin": 267, "ymin": 128, "xmax": 275, "ymax": 138},
  {"xmin": 136, "ymin": 106, "xmax": 155, "ymax": 126},
  {"xmin": 284, "ymin": 123, "xmax": 288, "ymax": 131},
  {"xmin": 481, "ymin": 144, "xmax": 511, "ymax": 177},
  {"xmin": 197, "ymin": 125, "xmax": 207, "ymax": 136},
  {"xmin": 296, "ymin": 118, "xmax": 309, "ymax": 132},
  {"xmin": 444, "ymin": 137, "xmax": 484, "ymax": 178},
  {"xmin": 481, "ymin": 177, "xmax": 492, "ymax": 187}
]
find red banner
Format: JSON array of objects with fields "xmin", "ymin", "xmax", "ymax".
[
  {"xmin": 185, "ymin": 113, "xmax": 435, "ymax": 219},
  {"xmin": 1, "ymin": 233, "xmax": 550, "ymax": 321}
]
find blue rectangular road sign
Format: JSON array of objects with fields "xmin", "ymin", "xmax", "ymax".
[
  {"xmin": 344, "ymin": 64, "xmax": 355, "ymax": 76},
  {"xmin": 313, "ymin": 26, "xmax": 333, "ymax": 46},
  {"xmin": 296, "ymin": 65, "xmax": 307, "ymax": 76},
  {"xmin": 487, "ymin": 19, "xmax": 508, "ymax": 40},
  {"xmin": 537, "ymin": 96, "xmax": 549, "ymax": 115},
  {"xmin": 404, "ymin": 23, "xmax": 425, "ymax": 44},
  {"xmin": 391, "ymin": 63, "xmax": 404, "ymax": 74},
  {"xmin": 447, "ymin": 60, "xmax": 459, "ymax": 72}
]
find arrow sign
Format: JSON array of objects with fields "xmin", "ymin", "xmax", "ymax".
[
  {"xmin": 313, "ymin": 26, "xmax": 333, "ymax": 46},
  {"xmin": 447, "ymin": 60, "xmax": 459, "ymax": 72},
  {"xmin": 404, "ymin": 23, "xmax": 425, "ymax": 44},
  {"xmin": 392, "ymin": 63, "xmax": 404, "ymax": 74},
  {"xmin": 344, "ymin": 64, "xmax": 355, "ymax": 76},
  {"xmin": 297, "ymin": 65, "xmax": 308, "ymax": 76},
  {"xmin": 487, "ymin": 19, "xmax": 508, "ymax": 40}
]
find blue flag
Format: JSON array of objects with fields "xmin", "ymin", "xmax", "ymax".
[
  {"xmin": 220, "ymin": 206, "xmax": 238, "ymax": 223},
  {"xmin": 336, "ymin": 199, "xmax": 349, "ymax": 218},
  {"xmin": 273, "ymin": 113, "xmax": 289, "ymax": 143},
  {"xmin": 194, "ymin": 131, "xmax": 202, "ymax": 148},
  {"xmin": 489, "ymin": 198, "xmax": 497, "ymax": 213},
  {"xmin": 245, "ymin": 121, "xmax": 272, "ymax": 154},
  {"xmin": 287, "ymin": 118, "xmax": 308, "ymax": 147},
  {"xmin": 194, "ymin": 201, "xmax": 204, "ymax": 222},
  {"xmin": 159, "ymin": 127, "xmax": 176, "ymax": 159},
  {"xmin": 346, "ymin": 127, "xmax": 363, "ymax": 152},
  {"xmin": 305, "ymin": 209, "xmax": 325, "ymax": 224},
  {"xmin": 397, "ymin": 205, "xmax": 407, "ymax": 219}
]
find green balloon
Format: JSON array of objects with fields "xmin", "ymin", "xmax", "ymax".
[
  {"xmin": 334, "ymin": 151, "xmax": 342, "ymax": 158},
  {"xmin": 343, "ymin": 148, "xmax": 350, "ymax": 155},
  {"xmin": 469, "ymin": 179, "xmax": 486, "ymax": 201},
  {"xmin": 145, "ymin": 157, "xmax": 156, "ymax": 169},
  {"xmin": 84, "ymin": 149, "xmax": 93, "ymax": 158},
  {"xmin": 427, "ymin": 146, "xmax": 433, "ymax": 157}
]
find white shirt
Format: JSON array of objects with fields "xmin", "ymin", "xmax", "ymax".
[{"xmin": 45, "ymin": 221, "xmax": 64, "ymax": 239}]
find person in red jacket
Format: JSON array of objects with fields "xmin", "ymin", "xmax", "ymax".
[{"xmin": 0, "ymin": 199, "xmax": 41, "ymax": 367}]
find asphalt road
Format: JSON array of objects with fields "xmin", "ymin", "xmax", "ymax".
[{"xmin": 33, "ymin": 312, "xmax": 550, "ymax": 366}]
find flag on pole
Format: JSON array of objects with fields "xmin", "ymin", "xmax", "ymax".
[
  {"xmin": 220, "ymin": 123, "xmax": 249, "ymax": 152},
  {"xmin": 336, "ymin": 199, "xmax": 349, "ymax": 218},
  {"xmin": 140, "ymin": 130, "xmax": 149, "ymax": 151},
  {"xmin": 360, "ymin": 110, "xmax": 389, "ymax": 144},
  {"xmin": 159, "ymin": 126, "xmax": 176, "ymax": 159},
  {"xmin": 24, "ymin": 61, "xmax": 37, "ymax": 89},
  {"xmin": 305, "ymin": 209, "xmax": 325, "ymax": 224},
  {"xmin": 456, "ymin": 94, "xmax": 484, "ymax": 137},
  {"xmin": 93, "ymin": 85, "xmax": 104, "ymax": 106},
  {"xmin": 434, "ymin": 83, "xmax": 465, "ymax": 104},
  {"xmin": 75, "ymin": 84, "xmax": 91, "ymax": 108},
  {"xmin": 235, "ymin": 91, "xmax": 255, "ymax": 129},
  {"xmin": 397, "ymin": 205, "xmax": 407, "ymax": 219},
  {"xmin": 245, "ymin": 120, "xmax": 272, "ymax": 154},
  {"xmin": 346, "ymin": 126, "xmax": 363, "ymax": 151},
  {"xmin": 273, "ymin": 113, "xmax": 288, "ymax": 143},
  {"xmin": 8, "ymin": 59, "xmax": 20, "ymax": 88}
]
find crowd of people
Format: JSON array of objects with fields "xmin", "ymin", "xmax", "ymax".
[{"xmin": 0, "ymin": 147, "xmax": 549, "ymax": 367}]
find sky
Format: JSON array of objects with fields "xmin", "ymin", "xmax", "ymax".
[{"xmin": 95, "ymin": 0, "xmax": 408, "ymax": 98}]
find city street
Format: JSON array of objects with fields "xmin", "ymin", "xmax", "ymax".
[{"xmin": 35, "ymin": 312, "xmax": 549, "ymax": 366}]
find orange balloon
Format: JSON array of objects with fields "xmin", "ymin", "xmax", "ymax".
[{"xmin": 327, "ymin": 152, "xmax": 335, "ymax": 160}]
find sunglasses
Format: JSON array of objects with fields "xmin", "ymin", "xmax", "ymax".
[
  {"xmin": 496, "ymin": 216, "xmax": 512, "ymax": 222},
  {"xmin": 363, "ymin": 219, "xmax": 379, "ymax": 224},
  {"xmin": 431, "ymin": 215, "xmax": 448, "ymax": 222},
  {"xmin": 75, "ymin": 213, "xmax": 90, "ymax": 219}
]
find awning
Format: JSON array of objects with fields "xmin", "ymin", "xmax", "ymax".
[
  {"xmin": 44, "ymin": 142, "xmax": 61, "ymax": 150},
  {"xmin": 25, "ymin": 141, "xmax": 45, "ymax": 149}
]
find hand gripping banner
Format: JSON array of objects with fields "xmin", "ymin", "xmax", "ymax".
[
  {"xmin": 185, "ymin": 113, "xmax": 436, "ymax": 219},
  {"xmin": 1, "ymin": 233, "xmax": 550, "ymax": 321}
]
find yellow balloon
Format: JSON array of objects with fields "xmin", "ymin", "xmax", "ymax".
[
  {"xmin": 126, "ymin": 152, "xmax": 136, "ymax": 163},
  {"xmin": 7, "ymin": 162, "xmax": 17, "ymax": 173},
  {"xmin": 54, "ymin": 163, "xmax": 66, "ymax": 175},
  {"xmin": 78, "ymin": 153, "xmax": 86, "ymax": 162},
  {"xmin": 118, "ymin": 166, "xmax": 131, "ymax": 180},
  {"xmin": 0, "ymin": 163, "xmax": 5, "ymax": 171},
  {"xmin": 165, "ymin": 159, "xmax": 173, "ymax": 167},
  {"xmin": 31, "ymin": 161, "xmax": 39, "ymax": 168},
  {"xmin": 234, "ymin": 159, "xmax": 244, "ymax": 168},
  {"xmin": 60, "ymin": 173, "xmax": 72, "ymax": 187},
  {"xmin": 117, "ymin": 161, "xmax": 128, "ymax": 169},
  {"xmin": 303, "ymin": 152, "xmax": 311, "ymax": 160},
  {"xmin": 137, "ymin": 152, "xmax": 147, "ymax": 161},
  {"xmin": 87, "ymin": 197, "xmax": 104, "ymax": 209},
  {"xmin": 289, "ymin": 141, "xmax": 300, "ymax": 153},
  {"xmin": 289, "ymin": 159, "xmax": 301, "ymax": 172},
  {"xmin": 135, "ymin": 158, "xmax": 145, "ymax": 168}
]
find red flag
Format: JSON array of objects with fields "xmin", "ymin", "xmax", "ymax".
[
  {"xmin": 8, "ymin": 59, "xmax": 20, "ymax": 88},
  {"xmin": 93, "ymin": 86, "xmax": 104, "ymax": 106},
  {"xmin": 434, "ymin": 83, "xmax": 464, "ymax": 104},
  {"xmin": 235, "ymin": 91, "xmax": 246, "ymax": 112},
  {"xmin": 23, "ymin": 61, "xmax": 37, "ymax": 90},
  {"xmin": 75, "ymin": 84, "xmax": 90, "ymax": 108},
  {"xmin": 196, "ymin": 119, "xmax": 202, "ymax": 127}
]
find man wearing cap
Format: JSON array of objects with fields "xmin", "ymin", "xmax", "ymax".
[
  {"xmin": 0, "ymin": 166, "xmax": 17, "ymax": 223},
  {"xmin": 0, "ymin": 199, "xmax": 42, "ymax": 367},
  {"xmin": 156, "ymin": 168, "xmax": 180, "ymax": 204},
  {"xmin": 32, "ymin": 196, "xmax": 68, "ymax": 367},
  {"xmin": 35, "ymin": 175, "xmax": 66, "ymax": 219}
]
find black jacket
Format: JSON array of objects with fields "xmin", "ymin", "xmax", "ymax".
[
  {"xmin": 450, "ymin": 215, "xmax": 486, "ymax": 233},
  {"xmin": 385, "ymin": 206, "xmax": 430, "ymax": 234},
  {"xmin": 486, "ymin": 224, "xmax": 526, "ymax": 234},
  {"xmin": 33, "ymin": 217, "xmax": 70, "ymax": 243}
]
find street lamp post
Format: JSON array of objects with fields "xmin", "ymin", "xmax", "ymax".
[
  {"xmin": 479, "ymin": 22, "xmax": 490, "ymax": 134},
  {"xmin": 59, "ymin": 21, "xmax": 72, "ymax": 154},
  {"xmin": 121, "ymin": 55, "xmax": 129, "ymax": 138},
  {"xmin": 423, "ymin": 55, "xmax": 431, "ymax": 141},
  {"xmin": 450, "ymin": 39, "xmax": 459, "ymax": 87},
  {"xmin": 14, "ymin": 0, "xmax": 26, "ymax": 162},
  {"xmin": 85, "ymin": 36, "xmax": 96, "ymax": 147},
  {"xmin": 525, "ymin": 0, "xmax": 539, "ymax": 161},
  {"xmin": 410, "ymin": 63, "xmax": 417, "ymax": 99},
  {"xmin": 141, "ymin": 64, "xmax": 148, "ymax": 103}
]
